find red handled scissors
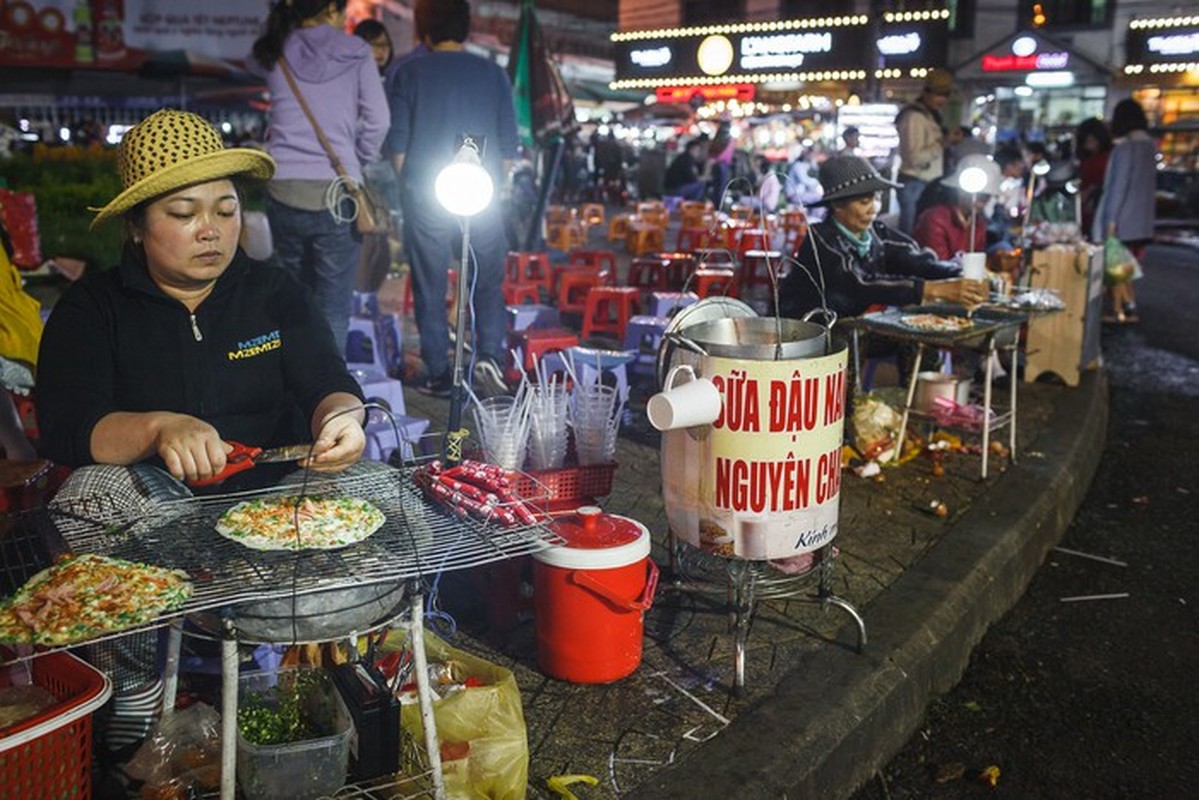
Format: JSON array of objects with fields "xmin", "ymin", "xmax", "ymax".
[{"xmin": 188, "ymin": 441, "xmax": 315, "ymax": 487}]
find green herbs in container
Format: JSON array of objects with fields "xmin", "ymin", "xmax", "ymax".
[{"xmin": 235, "ymin": 667, "xmax": 354, "ymax": 800}]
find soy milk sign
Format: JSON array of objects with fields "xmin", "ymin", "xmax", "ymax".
[{"xmin": 661, "ymin": 346, "xmax": 847, "ymax": 561}]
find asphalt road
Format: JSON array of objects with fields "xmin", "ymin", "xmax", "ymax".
[{"xmin": 849, "ymin": 243, "xmax": 1199, "ymax": 800}]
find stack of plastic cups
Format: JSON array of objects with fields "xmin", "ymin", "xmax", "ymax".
[
  {"xmin": 472, "ymin": 396, "xmax": 531, "ymax": 470},
  {"xmin": 571, "ymin": 383, "xmax": 621, "ymax": 466},
  {"xmin": 528, "ymin": 383, "xmax": 570, "ymax": 470}
]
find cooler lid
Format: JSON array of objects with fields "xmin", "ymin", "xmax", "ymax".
[{"xmin": 536, "ymin": 506, "xmax": 651, "ymax": 569}]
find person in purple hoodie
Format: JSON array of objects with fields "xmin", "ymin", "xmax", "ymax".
[{"xmin": 251, "ymin": 0, "xmax": 388, "ymax": 353}]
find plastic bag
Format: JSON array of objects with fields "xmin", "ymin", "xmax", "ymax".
[
  {"xmin": 1103, "ymin": 236, "xmax": 1143, "ymax": 287},
  {"xmin": 385, "ymin": 632, "xmax": 528, "ymax": 800},
  {"xmin": 124, "ymin": 702, "xmax": 222, "ymax": 793}
]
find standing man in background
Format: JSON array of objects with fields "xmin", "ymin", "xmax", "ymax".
[
  {"xmin": 895, "ymin": 68, "xmax": 952, "ymax": 234},
  {"xmin": 389, "ymin": 0, "xmax": 518, "ymax": 397}
]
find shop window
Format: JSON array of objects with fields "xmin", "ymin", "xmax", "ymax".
[{"xmin": 1017, "ymin": 0, "xmax": 1111, "ymax": 30}]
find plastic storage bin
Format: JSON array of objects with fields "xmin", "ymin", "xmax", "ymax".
[
  {"xmin": 1, "ymin": 652, "xmax": 113, "ymax": 800},
  {"xmin": 236, "ymin": 668, "xmax": 355, "ymax": 800}
]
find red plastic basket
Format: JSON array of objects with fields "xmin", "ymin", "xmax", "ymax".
[
  {"xmin": 514, "ymin": 462, "xmax": 617, "ymax": 511},
  {"xmin": 0, "ymin": 652, "xmax": 113, "ymax": 800}
]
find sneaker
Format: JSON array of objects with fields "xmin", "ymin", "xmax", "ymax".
[
  {"xmin": 473, "ymin": 358, "xmax": 509, "ymax": 398},
  {"xmin": 416, "ymin": 372, "xmax": 453, "ymax": 398}
]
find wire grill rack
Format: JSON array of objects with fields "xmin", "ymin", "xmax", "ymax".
[
  {"xmin": 854, "ymin": 305, "xmax": 1027, "ymax": 348},
  {"xmin": 16, "ymin": 465, "xmax": 559, "ymax": 632}
]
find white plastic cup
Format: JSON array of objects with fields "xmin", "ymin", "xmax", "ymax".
[
  {"xmin": 961, "ymin": 252, "xmax": 987, "ymax": 281},
  {"xmin": 647, "ymin": 364, "xmax": 722, "ymax": 431}
]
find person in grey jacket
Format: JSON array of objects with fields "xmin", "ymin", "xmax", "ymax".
[
  {"xmin": 1092, "ymin": 98, "xmax": 1157, "ymax": 323},
  {"xmin": 251, "ymin": 0, "xmax": 389, "ymax": 352}
]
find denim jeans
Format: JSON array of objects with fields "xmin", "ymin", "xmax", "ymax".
[
  {"xmin": 402, "ymin": 185, "xmax": 507, "ymax": 380},
  {"xmin": 896, "ymin": 176, "xmax": 928, "ymax": 235},
  {"xmin": 266, "ymin": 195, "xmax": 361, "ymax": 354}
]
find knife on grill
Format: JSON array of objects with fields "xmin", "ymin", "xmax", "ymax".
[{"xmin": 188, "ymin": 441, "xmax": 315, "ymax": 487}]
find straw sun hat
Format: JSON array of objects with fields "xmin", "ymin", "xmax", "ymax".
[{"xmin": 89, "ymin": 109, "xmax": 275, "ymax": 230}]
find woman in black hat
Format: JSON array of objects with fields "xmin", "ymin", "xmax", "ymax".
[{"xmin": 778, "ymin": 155, "xmax": 989, "ymax": 321}]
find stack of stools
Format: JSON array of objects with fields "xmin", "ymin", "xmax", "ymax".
[
  {"xmin": 554, "ymin": 250, "xmax": 617, "ymax": 315},
  {"xmin": 622, "ymin": 315, "xmax": 670, "ymax": 376},
  {"xmin": 508, "ymin": 327, "xmax": 580, "ymax": 380},
  {"xmin": 627, "ymin": 255, "xmax": 670, "ymax": 293},
  {"xmin": 691, "ymin": 268, "xmax": 738, "ymax": 299},
  {"xmin": 737, "ymin": 250, "xmax": 785, "ymax": 293},
  {"xmin": 581, "ymin": 286, "xmax": 642, "ymax": 342}
]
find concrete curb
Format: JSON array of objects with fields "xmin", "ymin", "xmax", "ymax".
[{"xmin": 626, "ymin": 370, "xmax": 1110, "ymax": 799}]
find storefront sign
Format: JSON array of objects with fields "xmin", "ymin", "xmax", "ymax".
[
  {"xmin": 0, "ymin": 0, "xmax": 269, "ymax": 69},
  {"xmin": 612, "ymin": 15, "xmax": 873, "ymax": 88},
  {"xmin": 982, "ymin": 51, "xmax": 1070, "ymax": 71},
  {"xmin": 875, "ymin": 12, "xmax": 949, "ymax": 74},
  {"xmin": 1126, "ymin": 18, "xmax": 1199, "ymax": 68},
  {"xmin": 655, "ymin": 84, "xmax": 755, "ymax": 104}
]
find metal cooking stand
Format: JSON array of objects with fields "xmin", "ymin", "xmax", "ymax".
[
  {"xmin": 667, "ymin": 537, "xmax": 866, "ymax": 694},
  {"xmin": 852, "ymin": 308, "xmax": 1028, "ymax": 479},
  {"xmin": 42, "ymin": 464, "xmax": 559, "ymax": 800}
]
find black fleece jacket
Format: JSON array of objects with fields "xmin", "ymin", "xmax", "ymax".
[{"xmin": 36, "ymin": 248, "xmax": 363, "ymax": 473}]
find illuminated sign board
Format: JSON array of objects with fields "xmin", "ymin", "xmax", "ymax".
[
  {"xmin": 611, "ymin": 12, "xmax": 950, "ymax": 89},
  {"xmin": 1126, "ymin": 18, "xmax": 1199, "ymax": 67},
  {"xmin": 982, "ymin": 52, "xmax": 1070, "ymax": 71},
  {"xmin": 655, "ymin": 84, "xmax": 756, "ymax": 104}
]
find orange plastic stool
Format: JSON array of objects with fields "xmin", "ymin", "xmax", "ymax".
[
  {"xmin": 557, "ymin": 270, "xmax": 604, "ymax": 315},
  {"xmin": 579, "ymin": 203, "xmax": 605, "ymax": 227},
  {"xmin": 626, "ymin": 223, "xmax": 664, "ymax": 256},
  {"xmin": 691, "ymin": 268, "xmax": 738, "ymax": 299},
  {"xmin": 547, "ymin": 221, "xmax": 585, "ymax": 252},
  {"xmin": 607, "ymin": 214, "xmax": 631, "ymax": 242},
  {"xmin": 581, "ymin": 286, "xmax": 642, "ymax": 341}
]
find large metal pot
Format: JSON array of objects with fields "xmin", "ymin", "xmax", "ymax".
[{"xmin": 666, "ymin": 316, "xmax": 830, "ymax": 361}]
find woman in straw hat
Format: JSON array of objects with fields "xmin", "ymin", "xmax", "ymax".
[
  {"xmin": 35, "ymin": 109, "xmax": 366, "ymax": 490},
  {"xmin": 778, "ymin": 154, "xmax": 989, "ymax": 322}
]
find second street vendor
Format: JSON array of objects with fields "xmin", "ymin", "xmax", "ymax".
[
  {"xmin": 778, "ymin": 155, "xmax": 989, "ymax": 321},
  {"xmin": 36, "ymin": 109, "xmax": 366, "ymax": 489}
]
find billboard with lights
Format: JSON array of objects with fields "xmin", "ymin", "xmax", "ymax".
[{"xmin": 611, "ymin": 10, "xmax": 949, "ymax": 90}]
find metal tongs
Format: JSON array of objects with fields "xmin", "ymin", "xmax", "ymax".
[{"xmin": 188, "ymin": 441, "xmax": 314, "ymax": 487}]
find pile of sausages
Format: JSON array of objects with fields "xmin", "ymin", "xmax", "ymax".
[{"xmin": 412, "ymin": 459, "xmax": 539, "ymax": 527}]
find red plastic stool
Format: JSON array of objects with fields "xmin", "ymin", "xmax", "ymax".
[
  {"xmin": 735, "ymin": 228, "xmax": 770, "ymax": 258},
  {"xmin": 627, "ymin": 256, "xmax": 669, "ymax": 292},
  {"xmin": 660, "ymin": 252, "xmax": 697, "ymax": 289},
  {"xmin": 505, "ymin": 251, "xmax": 553, "ymax": 292},
  {"xmin": 691, "ymin": 268, "xmax": 738, "ymax": 299},
  {"xmin": 557, "ymin": 270, "xmax": 604, "ymax": 315},
  {"xmin": 402, "ymin": 269, "xmax": 458, "ymax": 315},
  {"xmin": 581, "ymin": 286, "xmax": 642, "ymax": 341},
  {"xmin": 738, "ymin": 250, "xmax": 784, "ymax": 292},
  {"xmin": 503, "ymin": 281, "xmax": 541, "ymax": 306},
  {"xmin": 568, "ymin": 249, "xmax": 618, "ymax": 277},
  {"xmin": 509, "ymin": 327, "xmax": 581, "ymax": 374},
  {"xmin": 676, "ymin": 226, "xmax": 717, "ymax": 252}
]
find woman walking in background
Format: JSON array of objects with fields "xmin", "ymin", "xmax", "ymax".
[
  {"xmin": 1092, "ymin": 98, "xmax": 1156, "ymax": 324},
  {"xmin": 251, "ymin": 0, "xmax": 388, "ymax": 352}
]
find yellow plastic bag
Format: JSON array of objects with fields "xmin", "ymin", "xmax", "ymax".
[
  {"xmin": 386, "ymin": 632, "xmax": 528, "ymax": 800},
  {"xmin": 0, "ymin": 246, "xmax": 43, "ymax": 370}
]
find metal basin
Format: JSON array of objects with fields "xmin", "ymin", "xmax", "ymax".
[{"xmin": 667, "ymin": 316, "xmax": 831, "ymax": 361}]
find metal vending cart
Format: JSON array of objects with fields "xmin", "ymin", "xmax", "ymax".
[
  {"xmin": 652, "ymin": 299, "xmax": 866, "ymax": 692},
  {"xmin": 3, "ymin": 459, "xmax": 559, "ymax": 800}
]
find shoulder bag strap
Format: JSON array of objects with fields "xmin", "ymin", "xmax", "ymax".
[{"xmin": 279, "ymin": 58, "xmax": 352, "ymax": 183}]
